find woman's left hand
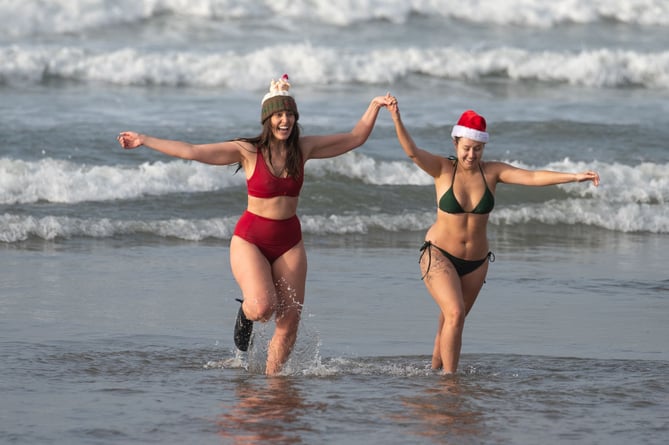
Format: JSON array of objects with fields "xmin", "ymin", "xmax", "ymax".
[{"xmin": 117, "ymin": 131, "xmax": 143, "ymax": 149}]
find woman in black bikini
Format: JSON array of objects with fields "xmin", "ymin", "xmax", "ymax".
[{"xmin": 387, "ymin": 104, "xmax": 600, "ymax": 374}]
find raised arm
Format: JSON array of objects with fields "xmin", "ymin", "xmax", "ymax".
[
  {"xmin": 495, "ymin": 162, "xmax": 600, "ymax": 186},
  {"xmin": 388, "ymin": 99, "xmax": 443, "ymax": 178},
  {"xmin": 117, "ymin": 131, "xmax": 250, "ymax": 166},
  {"xmin": 301, "ymin": 94, "xmax": 393, "ymax": 160}
]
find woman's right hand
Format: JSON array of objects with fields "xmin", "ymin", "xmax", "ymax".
[
  {"xmin": 386, "ymin": 94, "xmax": 400, "ymax": 119},
  {"xmin": 117, "ymin": 131, "xmax": 143, "ymax": 149}
]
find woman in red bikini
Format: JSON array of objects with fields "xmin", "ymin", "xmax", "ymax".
[
  {"xmin": 118, "ymin": 75, "xmax": 394, "ymax": 374},
  {"xmin": 388, "ymin": 102, "xmax": 600, "ymax": 374}
]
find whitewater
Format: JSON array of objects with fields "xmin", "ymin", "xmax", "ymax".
[{"xmin": 1, "ymin": 2, "xmax": 668, "ymax": 444}]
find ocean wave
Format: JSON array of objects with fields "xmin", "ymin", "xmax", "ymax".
[
  {"xmin": 2, "ymin": 44, "xmax": 668, "ymax": 89},
  {"xmin": 0, "ymin": 158, "xmax": 243, "ymax": 204},
  {"xmin": 2, "ymin": 0, "xmax": 668, "ymax": 37},
  {"xmin": 1, "ymin": 198, "xmax": 667, "ymax": 243},
  {"xmin": 1, "ymin": 156, "xmax": 667, "ymax": 206},
  {"xmin": 0, "ymin": 213, "xmax": 238, "ymax": 242},
  {"xmin": 492, "ymin": 200, "xmax": 669, "ymax": 233},
  {"xmin": 1, "ymin": 155, "xmax": 667, "ymax": 238}
]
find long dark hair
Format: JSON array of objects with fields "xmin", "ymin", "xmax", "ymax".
[{"xmin": 235, "ymin": 119, "xmax": 303, "ymax": 179}]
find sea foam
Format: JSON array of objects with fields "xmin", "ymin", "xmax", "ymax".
[
  {"xmin": 2, "ymin": 44, "xmax": 668, "ymax": 90},
  {"xmin": 1, "ymin": 155, "xmax": 667, "ymax": 239},
  {"xmin": 1, "ymin": 0, "xmax": 668, "ymax": 38}
]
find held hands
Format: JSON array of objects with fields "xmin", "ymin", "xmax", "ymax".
[
  {"xmin": 372, "ymin": 93, "xmax": 398, "ymax": 109},
  {"xmin": 385, "ymin": 93, "xmax": 400, "ymax": 119},
  {"xmin": 117, "ymin": 131, "xmax": 143, "ymax": 149}
]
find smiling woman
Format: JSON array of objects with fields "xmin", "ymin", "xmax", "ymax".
[
  {"xmin": 117, "ymin": 75, "xmax": 394, "ymax": 375},
  {"xmin": 387, "ymin": 103, "xmax": 600, "ymax": 375}
]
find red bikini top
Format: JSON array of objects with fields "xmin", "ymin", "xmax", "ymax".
[{"xmin": 246, "ymin": 148, "xmax": 303, "ymax": 198}]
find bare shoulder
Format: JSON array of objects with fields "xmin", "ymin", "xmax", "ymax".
[
  {"xmin": 230, "ymin": 139, "xmax": 257, "ymax": 153},
  {"xmin": 440, "ymin": 155, "xmax": 457, "ymax": 171},
  {"xmin": 482, "ymin": 160, "xmax": 511, "ymax": 170},
  {"xmin": 428, "ymin": 154, "xmax": 456, "ymax": 180},
  {"xmin": 298, "ymin": 135, "xmax": 318, "ymax": 153},
  {"xmin": 218, "ymin": 139, "xmax": 257, "ymax": 170},
  {"xmin": 480, "ymin": 161, "xmax": 516, "ymax": 182}
]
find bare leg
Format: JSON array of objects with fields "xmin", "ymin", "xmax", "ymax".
[
  {"xmin": 437, "ymin": 294, "xmax": 464, "ymax": 374},
  {"xmin": 265, "ymin": 241, "xmax": 307, "ymax": 375},
  {"xmin": 230, "ymin": 236, "xmax": 278, "ymax": 323},
  {"xmin": 421, "ymin": 252, "xmax": 464, "ymax": 373},
  {"xmin": 461, "ymin": 262, "xmax": 489, "ymax": 316},
  {"xmin": 421, "ymin": 248, "xmax": 489, "ymax": 374},
  {"xmin": 431, "ymin": 313, "xmax": 444, "ymax": 369}
]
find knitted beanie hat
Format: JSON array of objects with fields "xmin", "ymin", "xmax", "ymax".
[
  {"xmin": 451, "ymin": 110, "xmax": 489, "ymax": 143},
  {"xmin": 260, "ymin": 74, "xmax": 299, "ymax": 123}
]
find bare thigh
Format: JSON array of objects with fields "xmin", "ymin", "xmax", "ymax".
[
  {"xmin": 419, "ymin": 248, "xmax": 464, "ymax": 313},
  {"xmin": 461, "ymin": 261, "xmax": 489, "ymax": 315},
  {"xmin": 230, "ymin": 235, "xmax": 277, "ymax": 320},
  {"xmin": 419, "ymin": 246, "xmax": 489, "ymax": 315}
]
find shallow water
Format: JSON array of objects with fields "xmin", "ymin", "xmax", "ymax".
[
  {"xmin": 2, "ymin": 0, "xmax": 669, "ymax": 443},
  {"xmin": 1, "ymin": 239, "xmax": 667, "ymax": 444}
]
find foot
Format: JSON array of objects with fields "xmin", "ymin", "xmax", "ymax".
[{"xmin": 233, "ymin": 299, "xmax": 253, "ymax": 351}]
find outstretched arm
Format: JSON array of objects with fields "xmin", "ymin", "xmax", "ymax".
[
  {"xmin": 301, "ymin": 94, "xmax": 394, "ymax": 160},
  {"xmin": 117, "ymin": 131, "xmax": 249, "ymax": 166},
  {"xmin": 496, "ymin": 163, "xmax": 600, "ymax": 187},
  {"xmin": 388, "ymin": 99, "xmax": 443, "ymax": 178}
]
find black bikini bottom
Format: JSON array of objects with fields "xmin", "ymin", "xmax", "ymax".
[{"xmin": 419, "ymin": 241, "xmax": 494, "ymax": 279}]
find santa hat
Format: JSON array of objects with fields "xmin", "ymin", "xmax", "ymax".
[
  {"xmin": 451, "ymin": 110, "xmax": 489, "ymax": 143},
  {"xmin": 260, "ymin": 74, "xmax": 299, "ymax": 123}
]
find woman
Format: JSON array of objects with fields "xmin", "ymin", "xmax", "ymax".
[
  {"xmin": 118, "ymin": 75, "xmax": 393, "ymax": 374},
  {"xmin": 387, "ymin": 102, "xmax": 600, "ymax": 374}
]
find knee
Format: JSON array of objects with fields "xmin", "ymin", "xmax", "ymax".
[
  {"xmin": 442, "ymin": 307, "xmax": 466, "ymax": 330},
  {"xmin": 243, "ymin": 299, "xmax": 276, "ymax": 322}
]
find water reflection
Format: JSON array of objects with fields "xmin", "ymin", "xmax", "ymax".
[
  {"xmin": 395, "ymin": 376, "xmax": 488, "ymax": 444},
  {"xmin": 216, "ymin": 376, "xmax": 324, "ymax": 444}
]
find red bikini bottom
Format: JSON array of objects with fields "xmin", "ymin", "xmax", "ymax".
[{"xmin": 233, "ymin": 211, "xmax": 302, "ymax": 263}]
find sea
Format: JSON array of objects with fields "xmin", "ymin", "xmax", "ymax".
[{"xmin": 1, "ymin": 0, "xmax": 668, "ymax": 444}]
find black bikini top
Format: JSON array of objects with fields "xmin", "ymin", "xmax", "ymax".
[{"xmin": 438, "ymin": 160, "xmax": 495, "ymax": 214}]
